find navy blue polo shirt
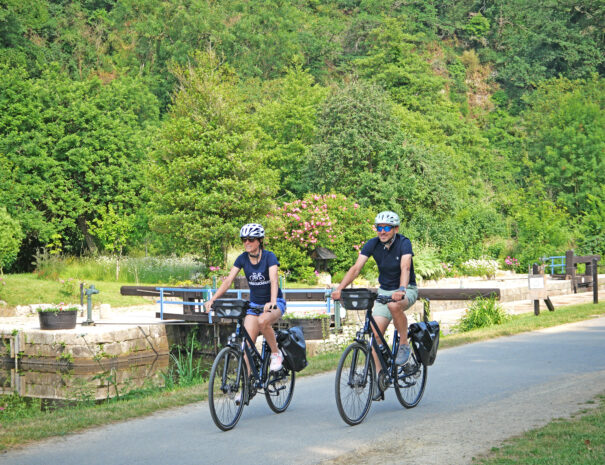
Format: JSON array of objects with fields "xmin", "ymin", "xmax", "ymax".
[
  {"xmin": 360, "ymin": 234, "xmax": 416, "ymax": 290},
  {"xmin": 233, "ymin": 250, "xmax": 284, "ymax": 305}
]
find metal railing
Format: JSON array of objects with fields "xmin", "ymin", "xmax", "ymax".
[
  {"xmin": 156, "ymin": 287, "xmax": 343, "ymax": 328},
  {"xmin": 541, "ymin": 255, "xmax": 566, "ymax": 275}
]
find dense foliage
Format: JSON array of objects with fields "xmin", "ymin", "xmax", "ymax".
[{"xmin": 0, "ymin": 0, "xmax": 603, "ymax": 279}]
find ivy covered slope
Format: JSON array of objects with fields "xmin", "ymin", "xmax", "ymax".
[{"xmin": 0, "ymin": 0, "xmax": 603, "ymax": 279}]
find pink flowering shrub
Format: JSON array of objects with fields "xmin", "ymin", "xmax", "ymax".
[
  {"xmin": 503, "ymin": 256, "xmax": 520, "ymax": 271},
  {"xmin": 265, "ymin": 193, "xmax": 374, "ymax": 281}
]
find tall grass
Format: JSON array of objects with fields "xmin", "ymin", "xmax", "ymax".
[
  {"xmin": 453, "ymin": 296, "xmax": 510, "ymax": 332},
  {"xmin": 36, "ymin": 255, "xmax": 206, "ymax": 284}
]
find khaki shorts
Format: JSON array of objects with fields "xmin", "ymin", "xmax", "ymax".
[{"xmin": 372, "ymin": 285, "xmax": 418, "ymax": 321}]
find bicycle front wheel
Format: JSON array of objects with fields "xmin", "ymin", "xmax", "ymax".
[
  {"xmin": 394, "ymin": 340, "xmax": 427, "ymax": 408},
  {"xmin": 209, "ymin": 347, "xmax": 247, "ymax": 431},
  {"xmin": 335, "ymin": 342, "xmax": 375, "ymax": 426},
  {"xmin": 263, "ymin": 355, "xmax": 295, "ymax": 413}
]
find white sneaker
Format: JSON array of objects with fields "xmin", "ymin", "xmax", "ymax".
[{"xmin": 270, "ymin": 351, "xmax": 284, "ymax": 372}]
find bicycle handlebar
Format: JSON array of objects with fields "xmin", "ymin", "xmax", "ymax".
[{"xmin": 375, "ymin": 294, "xmax": 396, "ymax": 305}]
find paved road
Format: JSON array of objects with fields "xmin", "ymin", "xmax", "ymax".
[{"xmin": 2, "ymin": 317, "xmax": 605, "ymax": 465}]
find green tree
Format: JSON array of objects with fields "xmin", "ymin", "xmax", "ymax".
[
  {"xmin": 148, "ymin": 51, "xmax": 278, "ymax": 265},
  {"xmin": 510, "ymin": 185, "xmax": 574, "ymax": 268},
  {"xmin": 522, "ymin": 76, "xmax": 605, "ymax": 217},
  {"xmin": 576, "ymin": 186, "xmax": 605, "ymax": 257},
  {"xmin": 307, "ymin": 80, "xmax": 459, "ymax": 218},
  {"xmin": 89, "ymin": 205, "xmax": 135, "ymax": 280},
  {"xmin": 483, "ymin": 0, "xmax": 604, "ymax": 97},
  {"xmin": 256, "ymin": 64, "xmax": 327, "ymax": 199},
  {"xmin": 0, "ymin": 207, "xmax": 23, "ymax": 273},
  {"xmin": 0, "ymin": 65, "xmax": 158, "ymax": 265}
]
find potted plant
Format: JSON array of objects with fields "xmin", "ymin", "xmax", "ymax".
[
  {"xmin": 38, "ymin": 306, "xmax": 78, "ymax": 330},
  {"xmin": 282, "ymin": 313, "xmax": 330, "ymax": 340}
]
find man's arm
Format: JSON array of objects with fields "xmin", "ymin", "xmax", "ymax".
[
  {"xmin": 392, "ymin": 253, "xmax": 412, "ymax": 301},
  {"xmin": 332, "ymin": 254, "xmax": 369, "ymax": 300}
]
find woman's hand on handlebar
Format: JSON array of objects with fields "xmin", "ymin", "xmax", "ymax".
[
  {"xmin": 203, "ymin": 300, "xmax": 213, "ymax": 313},
  {"xmin": 392, "ymin": 290, "xmax": 406, "ymax": 302},
  {"xmin": 264, "ymin": 301, "xmax": 278, "ymax": 313},
  {"xmin": 331, "ymin": 289, "xmax": 341, "ymax": 301}
]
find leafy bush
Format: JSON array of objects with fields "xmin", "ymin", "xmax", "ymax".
[
  {"xmin": 413, "ymin": 244, "xmax": 444, "ymax": 281},
  {"xmin": 58, "ymin": 278, "xmax": 78, "ymax": 296},
  {"xmin": 453, "ymin": 296, "xmax": 509, "ymax": 332},
  {"xmin": 0, "ymin": 207, "xmax": 23, "ymax": 273}
]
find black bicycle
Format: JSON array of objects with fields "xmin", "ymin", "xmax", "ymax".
[
  {"xmin": 334, "ymin": 288, "xmax": 427, "ymax": 425},
  {"xmin": 208, "ymin": 299, "xmax": 295, "ymax": 431}
]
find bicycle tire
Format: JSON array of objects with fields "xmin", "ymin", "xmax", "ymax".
[
  {"xmin": 394, "ymin": 339, "xmax": 427, "ymax": 408},
  {"xmin": 209, "ymin": 347, "xmax": 247, "ymax": 431},
  {"xmin": 263, "ymin": 353, "xmax": 295, "ymax": 413},
  {"xmin": 335, "ymin": 342, "xmax": 375, "ymax": 426}
]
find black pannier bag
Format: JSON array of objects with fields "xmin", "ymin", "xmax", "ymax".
[
  {"xmin": 211, "ymin": 299, "xmax": 248, "ymax": 319},
  {"xmin": 408, "ymin": 320, "xmax": 440, "ymax": 366},
  {"xmin": 340, "ymin": 288, "xmax": 374, "ymax": 310},
  {"xmin": 276, "ymin": 326, "xmax": 308, "ymax": 372}
]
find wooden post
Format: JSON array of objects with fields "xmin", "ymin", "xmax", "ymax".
[
  {"xmin": 80, "ymin": 282, "xmax": 84, "ymax": 316},
  {"xmin": 544, "ymin": 296, "xmax": 555, "ymax": 312},
  {"xmin": 593, "ymin": 258, "xmax": 599, "ymax": 304},
  {"xmin": 566, "ymin": 250, "xmax": 577, "ymax": 293},
  {"xmin": 532, "ymin": 263, "xmax": 540, "ymax": 315}
]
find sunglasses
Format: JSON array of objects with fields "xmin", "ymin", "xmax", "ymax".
[
  {"xmin": 241, "ymin": 237, "xmax": 258, "ymax": 243},
  {"xmin": 376, "ymin": 225, "xmax": 393, "ymax": 232}
]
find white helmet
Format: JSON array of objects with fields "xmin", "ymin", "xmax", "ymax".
[
  {"xmin": 374, "ymin": 211, "xmax": 400, "ymax": 226},
  {"xmin": 239, "ymin": 223, "xmax": 265, "ymax": 238}
]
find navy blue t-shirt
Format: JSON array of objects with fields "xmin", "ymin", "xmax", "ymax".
[
  {"xmin": 233, "ymin": 250, "xmax": 284, "ymax": 305},
  {"xmin": 360, "ymin": 234, "xmax": 416, "ymax": 290}
]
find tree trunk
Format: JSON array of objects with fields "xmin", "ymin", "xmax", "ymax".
[{"xmin": 78, "ymin": 216, "xmax": 98, "ymax": 254}]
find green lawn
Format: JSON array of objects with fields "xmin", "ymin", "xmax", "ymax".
[
  {"xmin": 474, "ymin": 394, "xmax": 605, "ymax": 464},
  {"xmin": 0, "ymin": 273, "xmax": 153, "ymax": 308}
]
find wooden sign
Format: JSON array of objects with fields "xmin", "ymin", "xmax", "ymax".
[{"xmin": 528, "ymin": 274, "xmax": 547, "ymax": 300}]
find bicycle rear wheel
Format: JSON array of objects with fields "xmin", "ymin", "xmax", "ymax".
[
  {"xmin": 335, "ymin": 342, "xmax": 375, "ymax": 426},
  {"xmin": 209, "ymin": 347, "xmax": 247, "ymax": 431},
  {"xmin": 263, "ymin": 354, "xmax": 295, "ymax": 413},
  {"xmin": 394, "ymin": 340, "xmax": 427, "ymax": 408}
]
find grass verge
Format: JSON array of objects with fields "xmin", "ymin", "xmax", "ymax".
[
  {"xmin": 0, "ymin": 301, "xmax": 604, "ymax": 452},
  {"xmin": 473, "ymin": 393, "xmax": 605, "ymax": 464},
  {"xmin": 0, "ymin": 274, "xmax": 153, "ymax": 308}
]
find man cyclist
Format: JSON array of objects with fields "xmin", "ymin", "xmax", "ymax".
[{"xmin": 331, "ymin": 211, "xmax": 418, "ymax": 400}]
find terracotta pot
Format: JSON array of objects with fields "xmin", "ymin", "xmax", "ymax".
[{"xmin": 38, "ymin": 310, "xmax": 77, "ymax": 330}]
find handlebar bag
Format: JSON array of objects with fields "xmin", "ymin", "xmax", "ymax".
[
  {"xmin": 211, "ymin": 299, "xmax": 248, "ymax": 318},
  {"xmin": 276, "ymin": 326, "xmax": 308, "ymax": 372},
  {"xmin": 408, "ymin": 320, "xmax": 440, "ymax": 366},
  {"xmin": 340, "ymin": 288, "xmax": 374, "ymax": 310}
]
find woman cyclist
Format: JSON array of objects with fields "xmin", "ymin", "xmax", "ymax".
[{"xmin": 204, "ymin": 223, "xmax": 286, "ymax": 372}]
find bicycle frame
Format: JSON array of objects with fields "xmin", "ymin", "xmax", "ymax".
[
  {"xmin": 354, "ymin": 306, "xmax": 401, "ymax": 386},
  {"xmin": 228, "ymin": 318, "xmax": 271, "ymax": 391}
]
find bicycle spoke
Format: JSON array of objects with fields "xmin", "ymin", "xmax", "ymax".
[
  {"xmin": 394, "ymin": 342, "xmax": 427, "ymax": 408},
  {"xmin": 264, "ymin": 356, "xmax": 295, "ymax": 413},
  {"xmin": 335, "ymin": 342, "xmax": 374, "ymax": 425},
  {"xmin": 209, "ymin": 347, "xmax": 246, "ymax": 430}
]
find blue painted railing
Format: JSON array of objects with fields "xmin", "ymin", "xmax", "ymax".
[
  {"xmin": 156, "ymin": 287, "xmax": 337, "ymax": 323},
  {"xmin": 541, "ymin": 256, "xmax": 566, "ymax": 275}
]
